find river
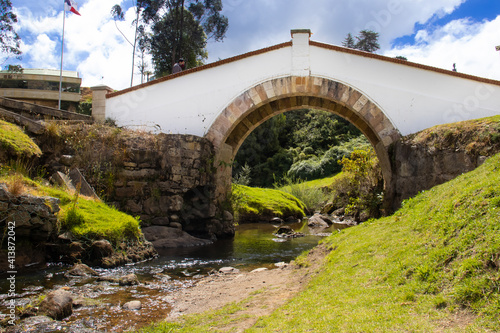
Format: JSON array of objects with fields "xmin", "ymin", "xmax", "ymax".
[{"xmin": 0, "ymin": 221, "xmax": 340, "ymax": 332}]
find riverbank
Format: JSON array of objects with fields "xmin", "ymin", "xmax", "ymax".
[
  {"xmin": 138, "ymin": 243, "xmax": 330, "ymax": 333},
  {"xmin": 139, "ymin": 152, "xmax": 500, "ymax": 332}
]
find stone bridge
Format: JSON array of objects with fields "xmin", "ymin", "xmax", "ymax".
[{"xmin": 92, "ymin": 29, "xmax": 500, "ymax": 208}]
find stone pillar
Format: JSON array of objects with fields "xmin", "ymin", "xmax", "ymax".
[
  {"xmin": 291, "ymin": 29, "xmax": 311, "ymax": 76},
  {"xmin": 214, "ymin": 143, "xmax": 233, "ymax": 203},
  {"xmin": 91, "ymin": 85, "xmax": 114, "ymax": 123}
]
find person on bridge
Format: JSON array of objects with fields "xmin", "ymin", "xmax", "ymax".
[{"xmin": 172, "ymin": 58, "xmax": 185, "ymax": 74}]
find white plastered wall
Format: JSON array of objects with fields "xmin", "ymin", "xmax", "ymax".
[
  {"xmin": 310, "ymin": 46, "xmax": 500, "ymax": 136},
  {"xmin": 105, "ymin": 31, "xmax": 500, "ymax": 137}
]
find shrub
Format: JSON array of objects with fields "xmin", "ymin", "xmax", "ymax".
[
  {"xmin": 328, "ymin": 148, "xmax": 383, "ymax": 219},
  {"xmin": 276, "ymin": 176, "xmax": 328, "ymax": 212}
]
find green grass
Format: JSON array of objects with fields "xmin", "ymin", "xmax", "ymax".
[
  {"xmin": 0, "ymin": 120, "xmax": 42, "ymax": 158},
  {"xmin": 248, "ymin": 152, "xmax": 500, "ymax": 332},
  {"xmin": 1, "ymin": 171, "xmax": 141, "ymax": 245},
  {"xmin": 137, "ymin": 298, "xmax": 253, "ymax": 333},
  {"xmin": 42, "ymin": 186, "xmax": 141, "ymax": 245},
  {"xmin": 278, "ymin": 174, "xmax": 338, "ymax": 192},
  {"xmin": 141, "ymin": 153, "xmax": 500, "ymax": 332},
  {"xmin": 232, "ymin": 184, "xmax": 307, "ymax": 222},
  {"xmin": 275, "ymin": 175, "xmax": 340, "ymax": 212}
]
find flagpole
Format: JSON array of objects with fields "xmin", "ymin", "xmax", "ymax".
[{"xmin": 58, "ymin": 0, "xmax": 66, "ymax": 110}]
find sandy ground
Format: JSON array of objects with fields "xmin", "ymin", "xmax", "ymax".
[{"xmin": 166, "ymin": 244, "xmax": 331, "ymax": 331}]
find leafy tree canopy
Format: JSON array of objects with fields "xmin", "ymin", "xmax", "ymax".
[
  {"xmin": 233, "ymin": 110, "xmax": 363, "ymax": 187},
  {"xmin": 0, "ymin": 0, "xmax": 21, "ymax": 63},
  {"xmin": 150, "ymin": 7, "xmax": 208, "ymax": 76},
  {"xmin": 342, "ymin": 30, "xmax": 380, "ymax": 53}
]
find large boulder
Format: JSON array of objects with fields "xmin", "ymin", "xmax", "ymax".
[
  {"xmin": 307, "ymin": 213, "xmax": 332, "ymax": 228},
  {"xmin": 142, "ymin": 226, "xmax": 212, "ymax": 248},
  {"xmin": 66, "ymin": 263, "xmax": 98, "ymax": 277},
  {"xmin": 90, "ymin": 240, "xmax": 114, "ymax": 259},
  {"xmin": 39, "ymin": 289, "xmax": 73, "ymax": 320}
]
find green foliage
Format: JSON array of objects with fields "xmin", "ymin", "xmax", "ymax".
[
  {"xmin": 248, "ymin": 153, "xmax": 500, "ymax": 331},
  {"xmin": 275, "ymin": 176, "xmax": 328, "ymax": 212},
  {"xmin": 151, "ymin": 8, "xmax": 207, "ymax": 76},
  {"xmin": 59, "ymin": 196, "xmax": 141, "ymax": 245},
  {"xmin": 0, "ymin": 0, "xmax": 22, "ymax": 61},
  {"xmin": 231, "ymin": 184, "xmax": 306, "ymax": 222},
  {"xmin": 150, "ymin": 0, "xmax": 228, "ymax": 77},
  {"xmin": 233, "ymin": 110, "xmax": 362, "ymax": 187},
  {"xmin": 0, "ymin": 120, "xmax": 42, "ymax": 158},
  {"xmin": 232, "ymin": 162, "xmax": 251, "ymax": 186},
  {"xmin": 343, "ymin": 30, "xmax": 380, "ymax": 53},
  {"xmin": 329, "ymin": 148, "xmax": 383, "ymax": 218},
  {"xmin": 34, "ymin": 180, "xmax": 141, "ymax": 245},
  {"xmin": 286, "ymin": 136, "xmax": 369, "ymax": 181}
]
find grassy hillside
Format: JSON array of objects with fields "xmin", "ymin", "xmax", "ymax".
[
  {"xmin": 250, "ymin": 152, "xmax": 500, "ymax": 331},
  {"xmin": 141, "ymin": 152, "xmax": 500, "ymax": 332}
]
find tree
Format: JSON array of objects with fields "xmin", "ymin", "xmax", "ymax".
[
  {"xmin": 111, "ymin": 0, "xmax": 227, "ymax": 81},
  {"xmin": 150, "ymin": 8, "xmax": 206, "ymax": 76},
  {"xmin": 136, "ymin": 25, "xmax": 152, "ymax": 83},
  {"xmin": 354, "ymin": 30, "xmax": 379, "ymax": 53},
  {"xmin": 342, "ymin": 30, "xmax": 380, "ymax": 53},
  {"xmin": 149, "ymin": 0, "xmax": 227, "ymax": 76},
  {"xmin": 0, "ymin": 0, "xmax": 21, "ymax": 64},
  {"xmin": 111, "ymin": 0, "xmax": 164, "ymax": 86},
  {"xmin": 342, "ymin": 33, "xmax": 355, "ymax": 48}
]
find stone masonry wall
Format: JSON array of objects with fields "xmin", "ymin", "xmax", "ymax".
[
  {"xmin": 390, "ymin": 142, "xmax": 493, "ymax": 208},
  {"xmin": 108, "ymin": 134, "xmax": 234, "ymax": 241},
  {"xmin": 0, "ymin": 183, "xmax": 60, "ymax": 272}
]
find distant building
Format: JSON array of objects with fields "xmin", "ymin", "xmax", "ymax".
[{"xmin": 0, "ymin": 68, "xmax": 82, "ymax": 111}]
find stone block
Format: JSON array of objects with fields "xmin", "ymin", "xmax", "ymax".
[
  {"xmin": 151, "ymin": 217, "xmax": 170, "ymax": 226},
  {"xmin": 144, "ymin": 197, "xmax": 161, "ymax": 215},
  {"xmin": 51, "ymin": 171, "xmax": 76, "ymax": 192},
  {"xmin": 159, "ymin": 195, "xmax": 184, "ymax": 212},
  {"xmin": 9, "ymin": 210, "xmax": 31, "ymax": 228},
  {"xmin": 115, "ymin": 186, "xmax": 136, "ymax": 198},
  {"xmin": 125, "ymin": 200, "xmax": 142, "ymax": 213},
  {"xmin": 123, "ymin": 161, "xmax": 138, "ymax": 168}
]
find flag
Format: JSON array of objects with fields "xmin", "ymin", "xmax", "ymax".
[{"xmin": 65, "ymin": 0, "xmax": 81, "ymax": 16}]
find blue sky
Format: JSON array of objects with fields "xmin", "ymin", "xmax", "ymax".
[{"xmin": 8, "ymin": 0, "xmax": 500, "ymax": 89}]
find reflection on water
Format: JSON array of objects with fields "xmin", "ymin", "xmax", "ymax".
[{"xmin": 0, "ymin": 221, "xmax": 338, "ymax": 332}]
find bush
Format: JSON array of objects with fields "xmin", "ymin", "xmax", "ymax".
[
  {"xmin": 328, "ymin": 148, "xmax": 383, "ymax": 219},
  {"xmin": 287, "ymin": 136, "xmax": 369, "ymax": 182}
]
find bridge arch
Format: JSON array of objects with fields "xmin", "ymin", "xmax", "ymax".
[{"xmin": 206, "ymin": 76, "xmax": 402, "ymax": 203}]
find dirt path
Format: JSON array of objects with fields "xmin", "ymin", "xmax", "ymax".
[{"xmin": 166, "ymin": 244, "xmax": 331, "ymax": 331}]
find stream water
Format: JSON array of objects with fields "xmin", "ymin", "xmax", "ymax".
[{"xmin": 0, "ymin": 221, "xmax": 341, "ymax": 332}]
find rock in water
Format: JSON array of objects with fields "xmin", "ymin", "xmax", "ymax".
[
  {"xmin": 66, "ymin": 263, "xmax": 98, "ymax": 277},
  {"xmin": 119, "ymin": 273, "xmax": 139, "ymax": 286},
  {"xmin": 39, "ymin": 289, "xmax": 73, "ymax": 320},
  {"xmin": 219, "ymin": 267, "xmax": 240, "ymax": 274},
  {"xmin": 123, "ymin": 300, "xmax": 142, "ymax": 310},
  {"xmin": 142, "ymin": 226, "xmax": 212, "ymax": 248}
]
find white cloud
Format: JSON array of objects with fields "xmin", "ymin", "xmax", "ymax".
[
  {"xmin": 14, "ymin": 0, "xmax": 498, "ymax": 90},
  {"xmin": 385, "ymin": 15, "xmax": 500, "ymax": 80},
  {"xmin": 22, "ymin": 34, "xmax": 59, "ymax": 68},
  {"xmin": 15, "ymin": 0, "xmax": 142, "ymax": 90}
]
